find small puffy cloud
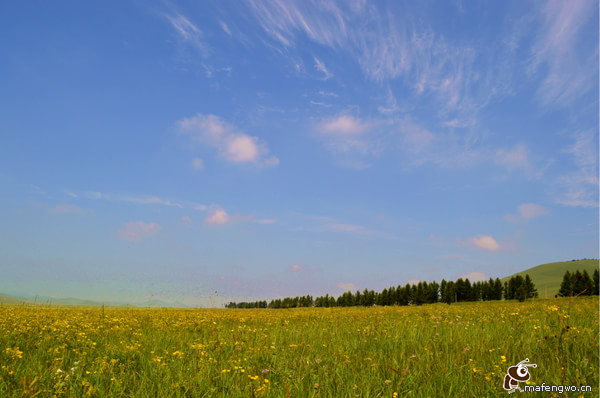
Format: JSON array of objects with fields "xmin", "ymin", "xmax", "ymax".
[
  {"xmin": 177, "ymin": 114, "xmax": 278, "ymax": 166},
  {"xmin": 406, "ymin": 279, "xmax": 422, "ymax": 286},
  {"xmin": 337, "ymin": 282, "xmax": 356, "ymax": 291},
  {"xmin": 318, "ymin": 115, "xmax": 371, "ymax": 136},
  {"xmin": 53, "ymin": 204, "xmax": 94, "ymax": 216},
  {"xmin": 181, "ymin": 216, "xmax": 192, "ymax": 225},
  {"xmin": 205, "ymin": 207, "xmax": 231, "ymax": 225},
  {"xmin": 458, "ymin": 271, "xmax": 489, "ymax": 282},
  {"xmin": 470, "ymin": 235, "xmax": 501, "ymax": 251},
  {"xmin": 505, "ymin": 203, "xmax": 548, "ymax": 222},
  {"xmin": 118, "ymin": 222, "xmax": 160, "ymax": 241},
  {"xmin": 290, "ymin": 264, "xmax": 303, "ymax": 272},
  {"xmin": 192, "ymin": 157, "xmax": 204, "ymax": 170}
]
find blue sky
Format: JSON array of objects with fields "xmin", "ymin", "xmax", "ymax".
[{"xmin": 1, "ymin": 0, "xmax": 598, "ymax": 306}]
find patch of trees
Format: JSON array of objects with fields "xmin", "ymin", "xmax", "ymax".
[
  {"xmin": 225, "ymin": 276, "xmax": 517, "ymax": 309},
  {"xmin": 503, "ymin": 275, "xmax": 538, "ymax": 302},
  {"xmin": 558, "ymin": 269, "xmax": 599, "ymax": 297}
]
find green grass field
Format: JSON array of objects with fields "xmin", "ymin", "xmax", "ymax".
[
  {"xmin": 0, "ymin": 296, "xmax": 597, "ymax": 397},
  {"xmin": 501, "ymin": 259, "xmax": 599, "ymax": 298}
]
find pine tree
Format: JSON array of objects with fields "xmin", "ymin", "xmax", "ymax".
[
  {"xmin": 516, "ymin": 284, "xmax": 527, "ymax": 302},
  {"xmin": 573, "ymin": 270, "xmax": 592, "ymax": 296},
  {"xmin": 524, "ymin": 274, "xmax": 538, "ymax": 298},
  {"xmin": 558, "ymin": 270, "xmax": 573, "ymax": 297},
  {"xmin": 593, "ymin": 269, "xmax": 599, "ymax": 295}
]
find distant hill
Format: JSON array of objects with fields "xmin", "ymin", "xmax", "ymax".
[
  {"xmin": 0, "ymin": 293, "xmax": 191, "ymax": 308},
  {"xmin": 501, "ymin": 259, "xmax": 599, "ymax": 298},
  {"xmin": 0, "ymin": 293, "xmax": 31, "ymax": 305},
  {"xmin": 0, "ymin": 294, "xmax": 111, "ymax": 306}
]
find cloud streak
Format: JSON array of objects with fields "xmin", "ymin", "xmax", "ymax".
[
  {"xmin": 53, "ymin": 204, "xmax": 95, "ymax": 216},
  {"xmin": 118, "ymin": 222, "xmax": 161, "ymax": 241},
  {"xmin": 165, "ymin": 12, "xmax": 208, "ymax": 56}
]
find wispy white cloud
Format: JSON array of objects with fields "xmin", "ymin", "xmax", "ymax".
[
  {"xmin": 314, "ymin": 56, "xmax": 333, "ymax": 80},
  {"xmin": 85, "ymin": 191, "xmax": 201, "ymax": 210},
  {"xmin": 529, "ymin": 0, "xmax": 598, "ymax": 107},
  {"xmin": 53, "ymin": 204, "xmax": 94, "ymax": 216},
  {"xmin": 245, "ymin": 0, "xmax": 349, "ymax": 48},
  {"xmin": 118, "ymin": 221, "xmax": 161, "ymax": 241},
  {"xmin": 553, "ymin": 130, "xmax": 599, "ymax": 207},
  {"xmin": 219, "ymin": 20, "xmax": 232, "ymax": 36},
  {"xmin": 244, "ymin": 0, "xmax": 511, "ymax": 120},
  {"xmin": 177, "ymin": 113, "xmax": 279, "ymax": 166},
  {"xmin": 165, "ymin": 12, "xmax": 208, "ymax": 56},
  {"xmin": 254, "ymin": 218, "xmax": 277, "ymax": 224},
  {"xmin": 181, "ymin": 216, "xmax": 192, "ymax": 225},
  {"xmin": 317, "ymin": 90, "xmax": 338, "ymax": 97},
  {"xmin": 119, "ymin": 196, "xmax": 183, "ymax": 208}
]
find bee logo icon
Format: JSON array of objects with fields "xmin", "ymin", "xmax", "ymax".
[{"xmin": 503, "ymin": 358, "xmax": 537, "ymax": 394}]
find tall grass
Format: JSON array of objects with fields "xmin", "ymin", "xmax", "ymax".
[{"xmin": 0, "ymin": 297, "xmax": 597, "ymax": 397}]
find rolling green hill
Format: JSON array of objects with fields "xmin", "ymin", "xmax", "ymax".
[{"xmin": 501, "ymin": 259, "xmax": 599, "ymax": 298}]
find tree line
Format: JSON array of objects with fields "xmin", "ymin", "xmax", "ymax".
[
  {"xmin": 225, "ymin": 274, "xmax": 544, "ymax": 309},
  {"xmin": 558, "ymin": 269, "xmax": 599, "ymax": 297}
]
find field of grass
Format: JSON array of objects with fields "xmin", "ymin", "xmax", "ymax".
[
  {"xmin": 0, "ymin": 297, "xmax": 597, "ymax": 397},
  {"xmin": 501, "ymin": 259, "xmax": 599, "ymax": 298}
]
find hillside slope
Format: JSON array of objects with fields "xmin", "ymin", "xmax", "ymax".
[{"xmin": 501, "ymin": 259, "xmax": 599, "ymax": 298}]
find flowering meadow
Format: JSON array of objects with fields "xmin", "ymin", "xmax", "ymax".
[{"xmin": 0, "ymin": 297, "xmax": 597, "ymax": 397}]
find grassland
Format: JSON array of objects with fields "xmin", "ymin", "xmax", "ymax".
[
  {"xmin": 0, "ymin": 297, "xmax": 597, "ymax": 397},
  {"xmin": 501, "ymin": 259, "xmax": 599, "ymax": 298}
]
